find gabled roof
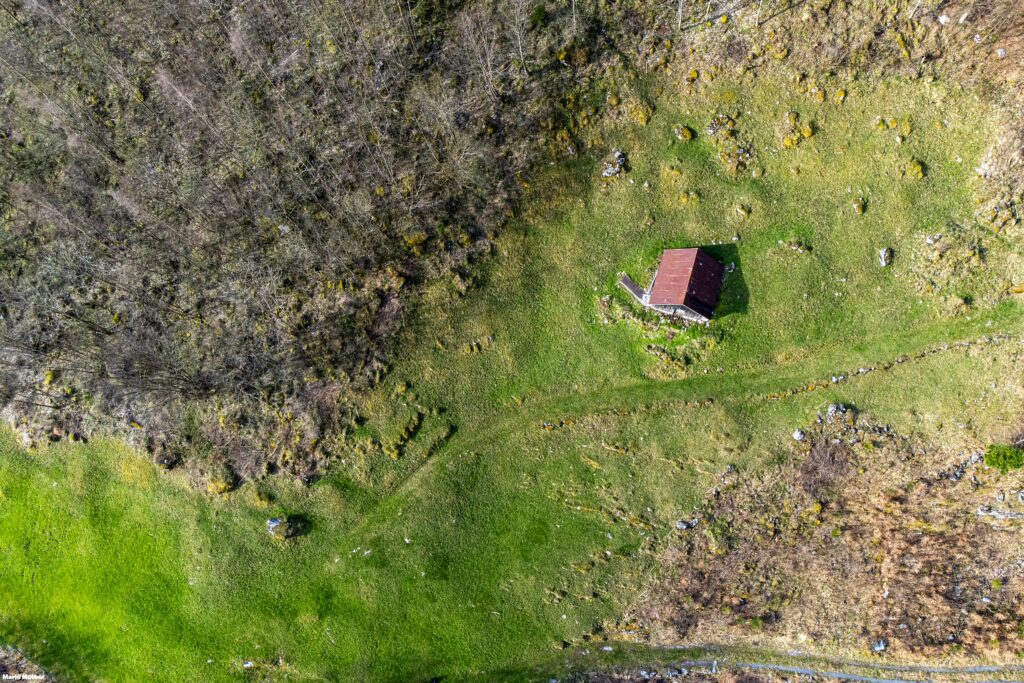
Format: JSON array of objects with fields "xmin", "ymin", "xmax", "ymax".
[{"xmin": 648, "ymin": 248, "xmax": 724, "ymax": 320}]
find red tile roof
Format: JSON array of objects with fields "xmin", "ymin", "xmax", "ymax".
[{"xmin": 648, "ymin": 248, "xmax": 724, "ymax": 319}]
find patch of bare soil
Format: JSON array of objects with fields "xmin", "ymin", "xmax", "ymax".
[{"xmin": 626, "ymin": 406, "xmax": 1024, "ymax": 662}]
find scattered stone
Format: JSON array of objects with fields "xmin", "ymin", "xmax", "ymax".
[
  {"xmin": 779, "ymin": 239, "xmax": 812, "ymax": 254},
  {"xmin": 977, "ymin": 506, "xmax": 1024, "ymax": 520},
  {"xmin": 792, "ymin": 429, "xmax": 805, "ymax": 441},
  {"xmin": 879, "ymin": 247, "xmax": 893, "ymax": 267},
  {"xmin": 602, "ymin": 149, "xmax": 629, "ymax": 177},
  {"xmin": 853, "ymin": 196, "xmax": 866, "ymax": 215},
  {"xmin": 780, "ymin": 110, "xmax": 816, "ymax": 149},
  {"xmin": 823, "ymin": 403, "xmax": 857, "ymax": 427},
  {"xmin": 910, "ymin": 224, "xmax": 995, "ymax": 314},
  {"xmin": 707, "ymin": 112, "xmax": 754, "ymax": 176},
  {"xmin": 942, "ymin": 452, "xmax": 983, "ymax": 482},
  {"xmin": 976, "ymin": 188, "xmax": 1021, "ymax": 235},
  {"xmin": 872, "ymin": 639, "xmax": 887, "ymax": 653}
]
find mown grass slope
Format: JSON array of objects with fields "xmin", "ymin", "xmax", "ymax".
[{"xmin": 0, "ymin": 75, "xmax": 1021, "ymax": 682}]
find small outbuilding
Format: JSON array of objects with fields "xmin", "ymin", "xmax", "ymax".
[{"xmin": 619, "ymin": 248, "xmax": 725, "ymax": 323}]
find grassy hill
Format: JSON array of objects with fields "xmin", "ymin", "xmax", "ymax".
[{"xmin": 0, "ymin": 74, "xmax": 1022, "ymax": 681}]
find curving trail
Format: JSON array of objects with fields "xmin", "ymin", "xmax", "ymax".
[{"xmin": 354, "ymin": 317, "xmax": 1024, "ymax": 538}]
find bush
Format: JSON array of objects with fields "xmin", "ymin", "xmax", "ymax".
[{"xmin": 984, "ymin": 444, "xmax": 1024, "ymax": 474}]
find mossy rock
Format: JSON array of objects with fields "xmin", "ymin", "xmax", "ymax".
[
  {"xmin": 266, "ymin": 514, "xmax": 312, "ymax": 540},
  {"xmin": 679, "ymin": 190, "xmax": 700, "ymax": 206},
  {"xmin": 673, "ymin": 124, "xmax": 694, "ymax": 141},
  {"xmin": 903, "ymin": 158, "xmax": 926, "ymax": 179}
]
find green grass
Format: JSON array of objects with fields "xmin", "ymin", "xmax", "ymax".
[{"xmin": 1, "ymin": 75, "xmax": 1022, "ymax": 681}]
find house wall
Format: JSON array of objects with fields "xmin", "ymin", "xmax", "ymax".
[
  {"xmin": 651, "ymin": 304, "xmax": 708, "ymax": 324},
  {"xmin": 617, "ymin": 274, "xmax": 710, "ymax": 324}
]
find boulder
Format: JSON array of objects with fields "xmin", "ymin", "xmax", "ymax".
[
  {"xmin": 266, "ymin": 517, "xmax": 288, "ymax": 540},
  {"xmin": 266, "ymin": 514, "xmax": 311, "ymax": 540},
  {"xmin": 601, "ymin": 149, "xmax": 629, "ymax": 177}
]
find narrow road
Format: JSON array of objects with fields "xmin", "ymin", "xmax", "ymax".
[{"xmin": 573, "ymin": 644, "xmax": 1024, "ymax": 682}]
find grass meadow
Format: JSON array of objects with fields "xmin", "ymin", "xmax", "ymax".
[{"xmin": 1, "ymin": 75, "xmax": 1022, "ymax": 681}]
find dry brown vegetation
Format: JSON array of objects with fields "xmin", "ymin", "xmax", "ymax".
[
  {"xmin": 628, "ymin": 399, "xmax": 1024, "ymax": 661},
  {"xmin": 0, "ymin": 0, "xmax": 650, "ymax": 484},
  {"xmin": 0, "ymin": 646, "xmax": 51, "ymax": 681}
]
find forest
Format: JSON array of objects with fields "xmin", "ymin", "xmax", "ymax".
[{"xmin": 0, "ymin": 0, "xmax": 637, "ymax": 483}]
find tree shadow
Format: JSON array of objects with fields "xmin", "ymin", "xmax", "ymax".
[{"xmin": 700, "ymin": 243, "xmax": 749, "ymax": 317}]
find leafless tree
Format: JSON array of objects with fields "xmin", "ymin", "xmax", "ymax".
[
  {"xmin": 502, "ymin": 0, "xmax": 534, "ymax": 74},
  {"xmin": 455, "ymin": 4, "xmax": 507, "ymax": 105}
]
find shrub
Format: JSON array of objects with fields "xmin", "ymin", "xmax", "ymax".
[
  {"xmin": 984, "ymin": 444, "xmax": 1024, "ymax": 474},
  {"xmin": 903, "ymin": 157, "xmax": 926, "ymax": 179}
]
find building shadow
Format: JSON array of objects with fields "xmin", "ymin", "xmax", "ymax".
[{"xmin": 700, "ymin": 243, "xmax": 749, "ymax": 317}]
